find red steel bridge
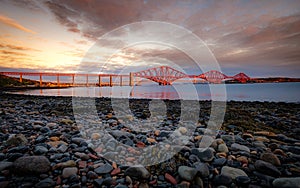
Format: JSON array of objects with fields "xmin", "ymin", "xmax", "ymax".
[
  {"xmin": 0, "ymin": 66, "xmax": 251, "ymax": 86},
  {"xmin": 133, "ymin": 66, "xmax": 251, "ymax": 85}
]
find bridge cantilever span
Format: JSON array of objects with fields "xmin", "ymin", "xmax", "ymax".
[
  {"xmin": 133, "ymin": 66, "xmax": 251, "ymax": 84},
  {"xmin": 133, "ymin": 66, "xmax": 188, "ymax": 85}
]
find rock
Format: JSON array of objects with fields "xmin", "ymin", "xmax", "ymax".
[
  {"xmin": 47, "ymin": 141, "xmax": 68, "ymax": 147},
  {"xmin": 260, "ymin": 152, "xmax": 281, "ymax": 166},
  {"xmin": 124, "ymin": 165, "xmax": 150, "ymax": 180},
  {"xmin": 94, "ymin": 179, "xmax": 104, "ymax": 187},
  {"xmin": 218, "ymin": 144, "xmax": 229, "ymax": 153},
  {"xmin": 213, "ymin": 174, "xmax": 232, "ymax": 186},
  {"xmin": 235, "ymin": 176, "xmax": 251, "ymax": 186},
  {"xmin": 165, "ymin": 173, "xmax": 177, "ymax": 185},
  {"xmin": 254, "ymin": 131, "xmax": 276, "ymax": 137},
  {"xmin": 61, "ymin": 118, "xmax": 74, "ymax": 124},
  {"xmin": 193, "ymin": 148, "xmax": 214, "ymax": 162},
  {"xmin": 35, "ymin": 178, "xmax": 55, "ymax": 188},
  {"xmin": 87, "ymin": 171, "xmax": 98, "ymax": 179},
  {"xmin": 220, "ymin": 166, "xmax": 248, "ymax": 180},
  {"xmin": 221, "ymin": 135, "xmax": 235, "ymax": 145},
  {"xmin": 236, "ymin": 156, "xmax": 248, "ymax": 165},
  {"xmin": 62, "ymin": 167, "xmax": 78, "ymax": 178},
  {"xmin": 178, "ymin": 166, "xmax": 198, "ymax": 181},
  {"xmin": 255, "ymin": 136, "xmax": 270, "ymax": 142},
  {"xmin": 178, "ymin": 127, "xmax": 187, "ymax": 135},
  {"xmin": 53, "ymin": 160, "xmax": 76, "ymax": 169},
  {"xmin": 71, "ymin": 137, "xmax": 85, "ymax": 145},
  {"xmin": 13, "ymin": 156, "xmax": 50, "ymax": 174},
  {"xmin": 6, "ymin": 134, "xmax": 27, "ymax": 146},
  {"xmin": 91, "ymin": 133, "xmax": 101, "ymax": 140},
  {"xmin": 0, "ymin": 162, "xmax": 13, "ymax": 171},
  {"xmin": 273, "ymin": 177, "xmax": 300, "ymax": 188},
  {"xmin": 57, "ymin": 144, "xmax": 68, "ymax": 153},
  {"xmin": 253, "ymin": 171, "xmax": 275, "ymax": 187},
  {"xmin": 254, "ymin": 160, "xmax": 281, "ymax": 177},
  {"xmin": 74, "ymin": 152, "xmax": 90, "ymax": 160},
  {"xmin": 231, "ymin": 143, "xmax": 250, "ymax": 152},
  {"xmin": 95, "ymin": 163, "xmax": 113, "ymax": 175},
  {"xmin": 34, "ymin": 145, "xmax": 48, "ymax": 155},
  {"xmin": 212, "ymin": 157, "xmax": 227, "ymax": 166},
  {"xmin": 193, "ymin": 162, "xmax": 209, "ymax": 177}
]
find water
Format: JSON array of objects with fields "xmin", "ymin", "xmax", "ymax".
[{"xmin": 12, "ymin": 82, "xmax": 300, "ymax": 102}]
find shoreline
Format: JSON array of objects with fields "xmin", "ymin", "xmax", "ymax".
[{"xmin": 0, "ymin": 92, "xmax": 299, "ymax": 187}]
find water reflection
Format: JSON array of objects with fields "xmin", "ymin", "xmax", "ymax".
[{"xmin": 7, "ymin": 82, "xmax": 300, "ymax": 102}]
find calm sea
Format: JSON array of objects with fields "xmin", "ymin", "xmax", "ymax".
[{"xmin": 12, "ymin": 82, "xmax": 300, "ymax": 102}]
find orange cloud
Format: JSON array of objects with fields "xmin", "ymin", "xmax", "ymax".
[{"xmin": 0, "ymin": 14, "xmax": 36, "ymax": 34}]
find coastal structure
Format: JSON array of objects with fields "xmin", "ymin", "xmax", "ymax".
[{"xmin": 0, "ymin": 66, "xmax": 251, "ymax": 86}]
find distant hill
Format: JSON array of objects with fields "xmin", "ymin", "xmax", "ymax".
[{"xmin": 0, "ymin": 74, "xmax": 38, "ymax": 87}]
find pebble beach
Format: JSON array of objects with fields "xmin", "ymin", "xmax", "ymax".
[{"xmin": 0, "ymin": 93, "xmax": 300, "ymax": 188}]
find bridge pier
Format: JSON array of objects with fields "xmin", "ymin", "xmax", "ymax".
[
  {"xmin": 86, "ymin": 74, "xmax": 89, "ymax": 86},
  {"xmin": 39, "ymin": 74, "xmax": 42, "ymax": 86},
  {"xmin": 129, "ymin": 72, "xmax": 134, "ymax": 86},
  {"xmin": 57, "ymin": 74, "xmax": 60, "ymax": 86},
  {"xmin": 72, "ymin": 74, "xmax": 75, "ymax": 86},
  {"xmin": 19, "ymin": 73, "xmax": 22, "ymax": 83},
  {"xmin": 98, "ymin": 75, "xmax": 102, "ymax": 87},
  {"xmin": 109, "ymin": 75, "xmax": 112, "ymax": 87}
]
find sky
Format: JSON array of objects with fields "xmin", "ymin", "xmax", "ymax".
[{"xmin": 0, "ymin": 0, "xmax": 299, "ymax": 77}]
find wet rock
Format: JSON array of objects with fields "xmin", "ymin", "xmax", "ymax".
[
  {"xmin": 87, "ymin": 171, "xmax": 98, "ymax": 179},
  {"xmin": 193, "ymin": 162, "xmax": 209, "ymax": 177},
  {"xmin": 254, "ymin": 160, "xmax": 281, "ymax": 177},
  {"xmin": 273, "ymin": 177, "xmax": 300, "ymax": 188},
  {"xmin": 0, "ymin": 162, "xmax": 13, "ymax": 171},
  {"xmin": 35, "ymin": 177, "xmax": 55, "ymax": 188},
  {"xmin": 94, "ymin": 179, "xmax": 104, "ymax": 187},
  {"xmin": 221, "ymin": 166, "xmax": 248, "ymax": 180},
  {"xmin": 124, "ymin": 165, "xmax": 150, "ymax": 180},
  {"xmin": 260, "ymin": 152, "xmax": 281, "ymax": 166},
  {"xmin": 13, "ymin": 156, "xmax": 50, "ymax": 174},
  {"xmin": 213, "ymin": 174, "xmax": 232, "ymax": 186},
  {"xmin": 178, "ymin": 166, "xmax": 198, "ymax": 181},
  {"xmin": 235, "ymin": 176, "xmax": 251, "ymax": 186},
  {"xmin": 34, "ymin": 145, "xmax": 48, "ymax": 155},
  {"xmin": 178, "ymin": 127, "xmax": 187, "ymax": 135},
  {"xmin": 221, "ymin": 135, "xmax": 235, "ymax": 145},
  {"xmin": 57, "ymin": 144, "xmax": 68, "ymax": 153},
  {"xmin": 74, "ymin": 152, "xmax": 89, "ymax": 160},
  {"xmin": 231, "ymin": 143, "xmax": 250, "ymax": 153},
  {"xmin": 62, "ymin": 167, "xmax": 78, "ymax": 178},
  {"xmin": 218, "ymin": 144, "xmax": 229, "ymax": 153},
  {"xmin": 212, "ymin": 157, "xmax": 227, "ymax": 166},
  {"xmin": 91, "ymin": 133, "xmax": 101, "ymax": 140},
  {"xmin": 53, "ymin": 160, "xmax": 76, "ymax": 169},
  {"xmin": 165, "ymin": 173, "xmax": 177, "ymax": 185},
  {"xmin": 5, "ymin": 134, "xmax": 27, "ymax": 146},
  {"xmin": 95, "ymin": 163, "xmax": 113, "ymax": 175},
  {"xmin": 193, "ymin": 148, "xmax": 214, "ymax": 162}
]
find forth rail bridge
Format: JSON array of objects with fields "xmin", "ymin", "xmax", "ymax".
[{"xmin": 0, "ymin": 66, "xmax": 251, "ymax": 87}]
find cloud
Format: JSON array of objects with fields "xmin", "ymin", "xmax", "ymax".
[
  {"xmin": 0, "ymin": 43, "xmax": 40, "ymax": 51},
  {"xmin": 0, "ymin": 14, "xmax": 36, "ymax": 34}
]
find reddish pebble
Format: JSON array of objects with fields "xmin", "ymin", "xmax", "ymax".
[
  {"xmin": 88, "ymin": 153, "xmax": 98, "ymax": 160},
  {"xmin": 165, "ymin": 173, "xmax": 177, "ymax": 185},
  {"xmin": 125, "ymin": 157, "xmax": 135, "ymax": 162},
  {"xmin": 149, "ymin": 179, "xmax": 157, "ymax": 185},
  {"xmin": 136, "ymin": 141, "xmax": 145, "ymax": 148},
  {"xmin": 56, "ymin": 176, "xmax": 61, "ymax": 185},
  {"xmin": 111, "ymin": 168, "xmax": 121, "ymax": 175},
  {"xmin": 78, "ymin": 161, "xmax": 87, "ymax": 168}
]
